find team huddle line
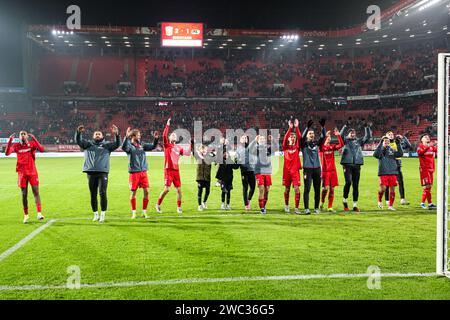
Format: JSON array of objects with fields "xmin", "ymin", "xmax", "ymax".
[{"xmin": 4, "ymin": 117, "xmax": 437, "ymax": 224}]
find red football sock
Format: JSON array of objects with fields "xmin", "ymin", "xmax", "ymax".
[
  {"xmin": 143, "ymin": 198, "xmax": 149, "ymax": 210},
  {"xmin": 259, "ymin": 199, "xmax": 265, "ymax": 209},
  {"xmin": 263, "ymin": 197, "xmax": 268, "ymax": 207},
  {"xmin": 284, "ymin": 192, "xmax": 289, "ymax": 206},
  {"xmin": 389, "ymin": 192, "xmax": 395, "ymax": 207},
  {"xmin": 36, "ymin": 202, "xmax": 42, "ymax": 213},
  {"xmin": 426, "ymin": 188, "xmax": 432, "ymax": 204},
  {"xmin": 157, "ymin": 198, "xmax": 163, "ymax": 205},
  {"xmin": 130, "ymin": 198, "xmax": 137, "ymax": 211},
  {"xmin": 328, "ymin": 189, "xmax": 334, "ymax": 208},
  {"xmin": 295, "ymin": 192, "xmax": 300, "ymax": 209},
  {"xmin": 421, "ymin": 189, "xmax": 427, "ymax": 203},
  {"xmin": 321, "ymin": 189, "xmax": 328, "ymax": 203},
  {"xmin": 23, "ymin": 207, "xmax": 29, "ymax": 215},
  {"xmin": 378, "ymin": 191, "xmax": 384, "ymax": 202},
  {"xmin": 177, "ymin": 200, "xmax": 182, "ymax": 208}
]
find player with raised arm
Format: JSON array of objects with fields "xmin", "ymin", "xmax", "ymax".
[
  {"xmin": 249, "ymin": 134, "xmax": 274, "ymax": 214},
  {"xmin": 301, "ymin": 119, "xmax": 326, "ymax": 214},
  {"xmin": 417, "ymin": 134, "xmax": 437, "ymax": 210},
  {"xmin": 339, "ymin": 119, "xmax": 372, "ymax": 212},
  {"xmin": 156, "ymin": 118, "xmax": 190, "ymax": 214},
  {"xmin": 236, "ymin": 135, "xmax": 256, "ymax": 211},
  {"xmin": 319, "ymin": 127, "xmax": 344, "ymax": 213},
  {"xmin": 282, "ymin": 119, "xmax": 302, "ymax": 214},
  {"xmin": 75, "ymin": 124, "xmax": 121, "ymax": 223},
  {"xmin": 122, "ymin": 127, "xmax": 159, "ymax": 219},
  {"xmin": 216, "ymin": 142, "xmax": 240, "ymax": 210},
  {"xmin": 374, "ymin": 136, "xmax": 403, "ymax": 211},
  {"xmin": 5, "ymin": 131, "xmax": 45, "ymax": 224},
  {"xmin": 384, "ymin": 131, "xmax": 412, "ymax": 206}
]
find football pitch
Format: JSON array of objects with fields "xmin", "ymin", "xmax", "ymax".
[{"xmin": 0, "ymin": 155, "xmax": 449, "ymax": 300}]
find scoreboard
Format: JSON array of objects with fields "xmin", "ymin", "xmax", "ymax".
[{"xmin": 161, "ymin": 22, "xmax": 203, "ymax": 47}]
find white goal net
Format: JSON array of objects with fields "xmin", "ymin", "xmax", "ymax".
[{"xmin": 437, "ymin": 53, "xmax": 450, "ymax": 277}]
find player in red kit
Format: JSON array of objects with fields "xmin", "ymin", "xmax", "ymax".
[
  {"xmin": 282, "ymin": 119, "xmax": 302, "ymax": 214},
  {"xmin": 417, "ymin": 134, "xmax": 437, "ymax": 210},
  {"xmin": 5, "ymin": 131, "xmax": 45, "ymax": 224},
  {"xmin": 156, "ymin": 118, "xmax": 190, "ymax": 213},
  {"xmin": 319, "ymin": 128, "xmax": 344, "ymax": 212}
]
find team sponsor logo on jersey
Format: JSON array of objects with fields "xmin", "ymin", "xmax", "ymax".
[{"xmin": 18, "ymin": 148, "xmax": 31, "ymax": 153}]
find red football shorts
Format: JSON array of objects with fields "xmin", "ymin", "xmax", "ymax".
[
  {"xmin": 283, "ymin": 170, "xmax": 301, "ymax": 187},
  {"xmin": 164, "ymin": 169, "xmax": 181, "ymax": 188},
  {"xmin": 129, "ymin": 171, "xmax": 149, "ymax": 190},
  {"xmin": 256, "ymin": 174, "xmax": 272, "ymax": 187},
  {"xmin": 420, "ymin": 168, "xmax": 434, "ymax": 186},
  {"xmin": 322, "ymin": 171, "xmax": 339, "ymax": 187},
  {"xmin": 379, "ymin": 175, "xmax": 398, "ymax": 187},
  {"xmin": 18, "ymin": 172, "xmax": 39, "ymax": 188}
]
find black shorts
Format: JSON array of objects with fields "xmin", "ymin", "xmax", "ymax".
[{"xmin": 197, "ymin": 180, "xmax": 211, "ymax": 188}]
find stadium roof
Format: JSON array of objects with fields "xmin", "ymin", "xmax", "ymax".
[{"xmin": 27, "ymin": 0, "xmax": 450, "ymax": 52}]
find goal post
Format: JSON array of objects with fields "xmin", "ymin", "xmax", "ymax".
[{"xmin": 437, "ymin": 53, "xmax": 450, "ymax": 276}]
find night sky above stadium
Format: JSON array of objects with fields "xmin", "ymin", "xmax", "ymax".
[{"xmin": 2, "ymin": 0, "xmax": 396, "ymax": 29}]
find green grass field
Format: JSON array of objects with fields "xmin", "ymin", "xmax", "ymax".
[{"xmin": 0, "ymin": 155, "xmax": 449, "ymax": 300}]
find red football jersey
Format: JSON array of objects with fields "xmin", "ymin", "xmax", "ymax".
[
  {"xmin": 163, "ymin": 125, "xmax": 185, "ymax": 171},
  {"xmin": 282, "ymin": 127, "xmax": 302, "ymax": 171},
  {"xmin": 319, "ymin": 135, "xmax": 344, "ymax": 172},
  {"xmin": 5, "ymin": 136, "xmax": 44, "ymax": 175},
  {"xmin": 417, "ymin": 144, "xmax": 436, "ymax": 171}
]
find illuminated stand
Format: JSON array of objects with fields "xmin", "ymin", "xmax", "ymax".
[{"xmin": 437, "ymin": 53, "xmax": 450, "ymax": 277}]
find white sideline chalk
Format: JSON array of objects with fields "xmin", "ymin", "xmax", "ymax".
[
  {"xmin": 0, "ymin": 219, "xmax": 56, "ymax": 264},
  {"xmin": 0, "ymin": 272, "xmax": 436, "ymax": 291}
]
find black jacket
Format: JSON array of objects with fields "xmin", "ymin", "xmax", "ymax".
[
  {"xmin": 301, "ymin": 127, "xmax": 326, "ymax": 169},
  {"xmin": 340, "ymin": 125, "xmax": 372, "ymax": 166}
]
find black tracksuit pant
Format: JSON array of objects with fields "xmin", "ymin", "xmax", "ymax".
[
  {"xmin": 87, "ymin": 172, "xmax": 108, "ymax": 212},
  {"xmin": 342, "ymin": 165, "xmax": 361, "ymax": 202},
  {"xmin": 303, "ymin": 168, "xmax": 321, "ymax": 209},
  {"xmin": 241, "ymin": 170, "xmax": 256, "ymax": 206}
]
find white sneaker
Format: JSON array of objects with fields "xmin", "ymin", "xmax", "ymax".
[
  {"xmin": 155, "ymin": 204, "xmax": 162, "ymax": 213},
  {"xmin": 294, "ymin": 208, "xmax": 301, "ymax": 215},
  {"xmin": 385, "ymin": 201, "xmax": 390, "ymax": 206},
  {"xmin": 99, "ymin": 212, "xmax": 106, "ymax": 223},
  {"xmin": 314, "ymin": 208, "xmax": 320, "ymax": 215},
  {"xmin": 388, "ymin": 206, "xmax": 396, "ymax": 211},
  {"xmin": 23, "ymin": 215, "xmax": 29, "ymax": 224},
  {"xmin": 284, "ymin": 206, "xmax": 290, "ymax": 213},
  {"xmin": 37, "ymin": 213, "xmax": 45, "ymax": 221},
  {"xmin": 177, "ymin": 207, "xmax": 183, "ymax": 214},
  {"xmin": 305, "ymin": 209, "xmax": 311, "ymax": 215},
  {"xmin": 131, "ymin": 213, "xmax": 137, "ymax": 219},
  {"xmin": 92, "ymin": 213, "xmax": 99, "ymax": 222},
  {"xmin": 221, "ymin": 203, "xmax": 226, "ymax": 210},
  {"xmin": 198, "ymin": 205, "xmax": 204, "ymax": 212},
  {"xmin": 202, "ymin": 202, "xmax": 207, "ymax": 209},
  {"xmin": 142, "ymin": 212, "xmax": 148, "ymax": 219},
  {"xmin": 226, "ymin": 204, "xmax": 231, "ymax": 210},
  {"xmin": 378, "ymin": 202, "xmax": 383, "ymax": 209}
]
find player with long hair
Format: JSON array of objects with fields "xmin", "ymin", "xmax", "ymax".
[
  {"xmin": 5, "ymin": 131, "xmax": 45, "ymax": 224},
  {"xmin": 122, "ymin": 127, "xmax": 159, "ymax": 219}
]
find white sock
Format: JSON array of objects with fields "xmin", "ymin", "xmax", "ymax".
[
  {"xmin": 353, "ymin": 202, "xmax": 358, "ymax": 208},
  {"xmin": 93, "ymin": 211, "xmax": 98, "ymax": 216},
  {"xmin": 132, "ymin": 210, "xmax": 136, "ymax": 215},
  {"xmin": 142, "ymin": 210, "xmax": 147, "ymax": 214},
  {"xmin": 343, "ymin": 198, "xmax": 348, "ymax": 203},
  {"xmin": 101, "ymin": 211, "xmax": 106, "ymax": 218}
]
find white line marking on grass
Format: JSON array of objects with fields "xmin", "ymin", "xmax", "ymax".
[
  {"xmin": 0, "ymin": 272, "xmax": 436, "ymax": 291},
  {"xmin": 0, "ymin": 219, "xmax": 56, "ymax": 264}
]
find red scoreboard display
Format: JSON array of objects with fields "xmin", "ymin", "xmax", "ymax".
[{"xmin": 161, "ymin": 22, "xmax": 203, "ymax": 47}]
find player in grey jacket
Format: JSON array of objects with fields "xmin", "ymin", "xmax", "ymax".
[
  {"xmin": 236, "ymin": 135, "xmax": 256, "ymax": 210},
  {"xmin": 301, "ymin": 119, "xmax": 326, "ymax": 214},
  {"xmin": 384, "ymin": 131, "xmax": 412, "ymax": 206},
  {"xmin": 339, "ymin": 121, "xmax": 372, "ymax": 212},
  {"xmin": 76, "ymin": 124, "xmax": 121, "ymax": 222},
  {"xmin": 374, "ymin": 136, "xmax": 403, "ymax": 210},
  {"xmin": 122, "ymin": 127, "xmax": 159, "ymax": 219}
]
